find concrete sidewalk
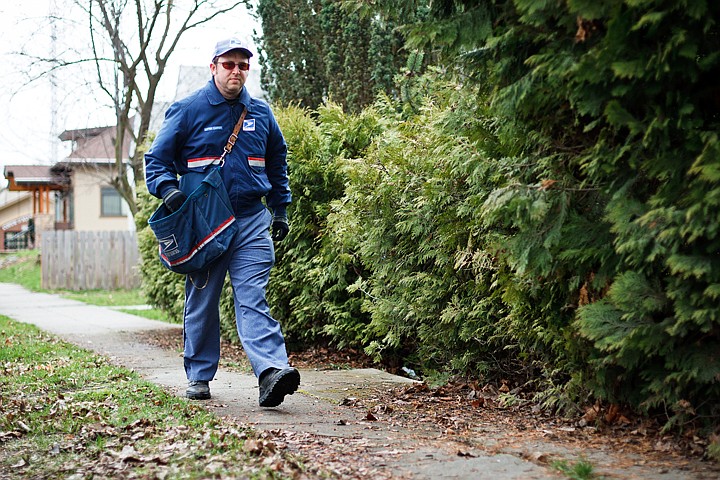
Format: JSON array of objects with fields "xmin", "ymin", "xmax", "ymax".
[{"xmin": 0, "ymin": 283, "xmax": 715, "ymax": 479}]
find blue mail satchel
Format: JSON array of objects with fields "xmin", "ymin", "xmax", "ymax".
[
  {"xmin": 148, "ymin": 108, "xmax": 248, "ymax": 274},
  {"xmin": 148, "ymin": 166, "xmax": 237, "ymax": 274}
]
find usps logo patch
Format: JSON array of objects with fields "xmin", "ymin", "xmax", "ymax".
[
  {"xmin": 243, "ymin": 118, "xmax": 255, "ymax": 131},
  {"xmin": 158, "ymin": 234, "xmax": 179, "ymax": 257}
]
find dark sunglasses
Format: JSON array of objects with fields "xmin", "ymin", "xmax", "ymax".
[{"xmin": 219, "ymin": 61, "xmax": 250, "ymax": 71}]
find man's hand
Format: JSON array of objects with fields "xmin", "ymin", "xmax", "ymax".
[
  {"xmin": 162, "ymin": 188, "xmax": 187, "ymax": 213},
  {"xmin": 271, "ymin": 216, "xmax": 289, "ymax": 242}
]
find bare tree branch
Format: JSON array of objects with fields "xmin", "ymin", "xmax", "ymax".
[{"xmin": 14, "ymin": 0, "xmax": 252, "ymax": 215}]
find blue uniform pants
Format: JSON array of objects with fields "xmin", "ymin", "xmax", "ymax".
[{"xmin": 182, "ymin": 208, "xmax": 289, "ymax": 382}]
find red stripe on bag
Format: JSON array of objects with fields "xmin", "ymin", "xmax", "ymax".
[{"xmin": 161, "ymin": 216, "xmax": 236, "ymax": 267}]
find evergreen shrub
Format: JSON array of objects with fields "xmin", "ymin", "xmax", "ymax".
[
  {"xmin": 267, "ymin": 103, "xmax": 382, "ymax": 348},
  {"xmin": 335, "ymin": 0, "xmax": 720, "ymax": 437},
  {"xmin": 512, "ymin": 0, "xmax": 720, "ymax": 428},
  {"xmin": 136, "ymin": 0, "xmax": 720, "ymax": 442},
  {"xmin": 449, "ymin": 0, "xmax": 720, "ymax": 429}
]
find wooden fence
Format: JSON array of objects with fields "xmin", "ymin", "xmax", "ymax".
[{"xmin": 41, "ymin": 231, "xmax": 141, "ymax": 290}]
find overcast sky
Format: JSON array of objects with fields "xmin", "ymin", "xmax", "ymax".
[{"xmin": 0, "ymin": 0, "xmax": 259, "ymax": 186}]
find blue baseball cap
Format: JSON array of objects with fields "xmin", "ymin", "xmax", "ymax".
[{"xmin": 212, "ymin": 38, "xmax": 253, "ymax": 59}]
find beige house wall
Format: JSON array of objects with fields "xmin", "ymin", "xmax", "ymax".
[
  {"xmin": 0, "ymin": 193, "xmax": 33, "ymax": 229},
  {"xmin": 71, "ymin": 166, "xmax": 132, "ymax": 231}
]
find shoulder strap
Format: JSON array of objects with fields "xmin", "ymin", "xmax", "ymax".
[{"xmin": 219, "ymin": 107, "xmax": 248, "ymax": 166}]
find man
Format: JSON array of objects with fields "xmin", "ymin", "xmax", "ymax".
[{"xmin": 144, "ymin": 38, "xmax": 300, "ymax": 407}]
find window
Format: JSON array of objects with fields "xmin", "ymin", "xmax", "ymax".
[
  {"xmin": 101, "ymin": 187, "xmax": 127, "ymax": 217},
  {"xmin": 55, "ymin": 190, "xmax": 74, "ymax": 224}
]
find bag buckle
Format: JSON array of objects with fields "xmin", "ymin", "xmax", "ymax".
[{"xmin": 217, "ymin": 108, "xmax": 247, "ymax": 168}]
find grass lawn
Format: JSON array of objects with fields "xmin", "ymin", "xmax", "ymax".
[
  {"xmin": 0, "ymin": 315, "xmax": 305, "ymax": 479},
  {"xmin": 0, "ymin": 250, "xmax": 42, "ymax": 291},
  {"xmin": 0, "ymin": 252, "xmax": 307, "ymax": 477}
]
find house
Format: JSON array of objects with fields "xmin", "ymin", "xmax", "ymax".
[
  {"xmin": 54, "ymin": 124, "xmax": 134, "ymax": 232},
  {"xmin": 1, "ymin": 165, "xmax": 64, "ymax": 250},
  {"xmin": 1, "ymin": 124, "xmax": 133, "ymax": 251}
]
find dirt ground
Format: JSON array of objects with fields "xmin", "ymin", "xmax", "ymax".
[{"xmin": 141, "ymin": 328, "xmax": 720, "ymax": 480}]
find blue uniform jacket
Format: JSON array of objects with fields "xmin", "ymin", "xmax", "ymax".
[{"xmin": 145, "ymin": 79, "xmax": 291, "ymax": 217}]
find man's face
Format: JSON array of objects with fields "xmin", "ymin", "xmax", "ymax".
[{"xmin": 211, "ymin": 51, "xmax": 250, "ymax": 99}]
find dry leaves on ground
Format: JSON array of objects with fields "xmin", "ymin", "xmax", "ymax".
[{"xmin": 140, "ymin": 328, "xmax": 719, "ymax": 477}]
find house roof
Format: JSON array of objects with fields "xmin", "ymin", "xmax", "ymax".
[
  {"xmin": 3, "ymin": 164, "xmax": 69, "ymax": 192},
  {"xmin": 3, "ymin": 122, "xmax": 132, "ymax": 194},
  {"xmin": 58, "ymin": 124, "xmax": 131, "ymax": 162},
  {"xmin": 4, "ymin": 164, "xmax": 70, "ymax": 189},
  {"xmin": 3, "ymin": 165, "xmax": 54, "ymax": 184},
  {"xmin": 3, "ymin": 164, "xmax": 70, "ymax": 187},
  {"xmin": 57, "ymin": 126, "xmax": 110, "ymax": 142}
]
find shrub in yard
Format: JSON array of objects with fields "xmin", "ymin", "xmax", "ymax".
[
  {"xmin": 497, "ymin": 0, "xmax": 720, "ymax": 428},
  {"xmin": 136, "ymin": 0, "xmax": 720, "ymax": 441},
  {"xmin": 411, "ymin": 0, "xmax": 720, "ymax": 428},
  {"xmin": 326, "ymin": 79, "xmax": 504, "ymax": 373},
  {"xmin": 267, "ymin": 103, "xmax": 381, "ymax": 348}
]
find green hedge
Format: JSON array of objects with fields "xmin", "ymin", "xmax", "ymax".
[
  {"xmin": 136, "ymin": 0, "xmax": 720, "ymax": 440},
  {"xmin": 481, "ymin": 0, "xmax": 720, "ymax": 430}
]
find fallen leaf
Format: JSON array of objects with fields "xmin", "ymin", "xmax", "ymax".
[
  {"xmin": 582, "ymin": 404, "xmax": 600, "ymax": 423},
  {"xmin": 243, "ymin": 439, "xmax": 264, "ymax": 455},
  {"xmin": 117, "ymin": 445, "xmax": 142, "ymax": 462},
  {"xmin": 604, "ymin": 404, "xmax": 621, "ymax": 424},
  {"xmin": 527, "ymin": 451, "xmax": 549, "ymax": 463}
]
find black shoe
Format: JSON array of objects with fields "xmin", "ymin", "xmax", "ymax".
[
  {"xmin": 186, "ymin": 380, "xmax": 211, "ymax": 400},
  {"xmin": 258, "ymin": 367, "xmax": 300, "ymax": 407}
]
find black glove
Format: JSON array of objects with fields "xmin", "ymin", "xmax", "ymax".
[
  {"xmin": 271, "ymin": 216, "xmax": 289, "ymax": 242},
  {"xmin": 162, "ymin": 188, "xmax": 187, "ymax": 213}
]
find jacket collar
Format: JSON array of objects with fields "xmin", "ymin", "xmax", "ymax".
[{"xmin": 204, "ymin": 78, "xmax": 253, "ymax": 111}]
